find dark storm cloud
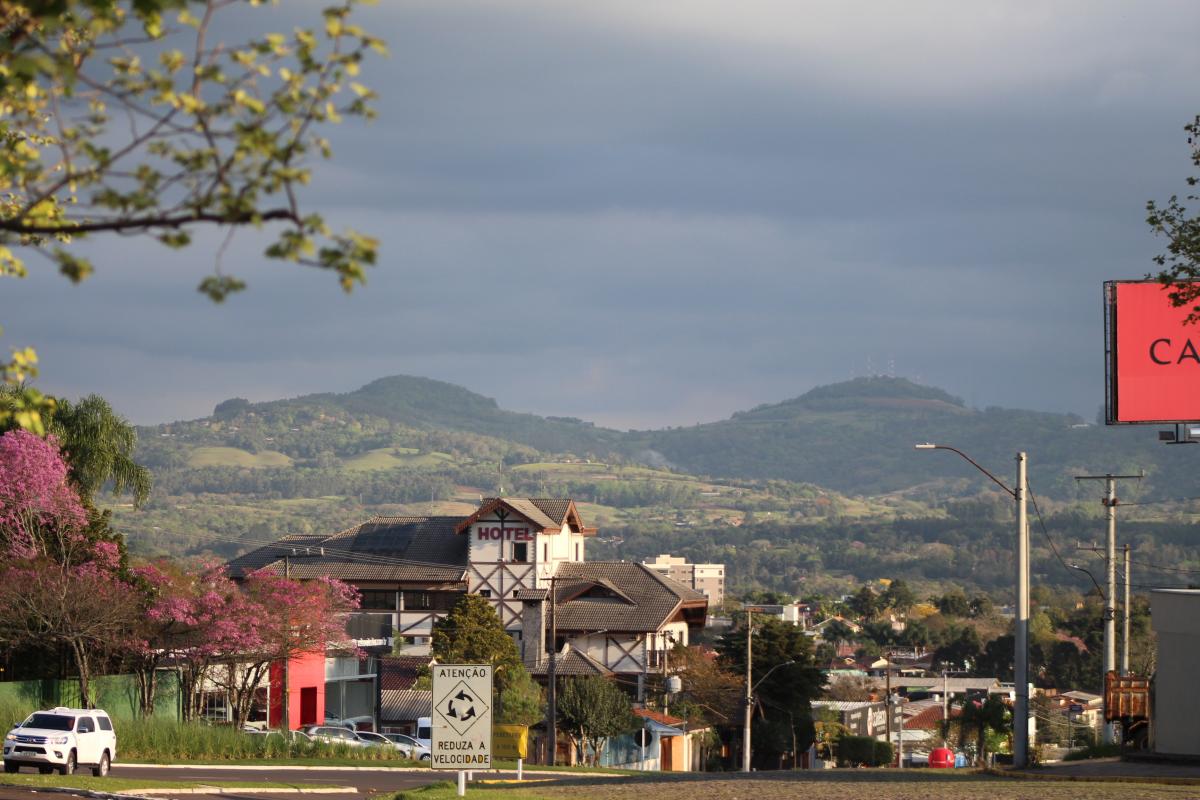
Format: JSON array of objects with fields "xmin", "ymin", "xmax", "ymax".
[{"xmin": 6, "ymin": 1, "xmax": 1200, "ymax": 428}]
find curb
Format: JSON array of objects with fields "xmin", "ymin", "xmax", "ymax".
[
  {"xmin": 122, "ymin": 764, "xmax": 617, "ymax": 778},
  {"xmin": 0, "ymin": 789, "xmax": 355, "ymax": 800},
  {"xmin": 985, "ymin": 766, "xmax": 1200, "ymax": 786},
  {"xmin": 124, "ymin": 765, "xmax": 428, "ymax": 773},
  {"xmin": 127, "ymin": 788, "xmax": 357, "ymax": 796}
]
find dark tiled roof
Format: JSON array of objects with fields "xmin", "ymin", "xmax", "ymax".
[
  {"xmin": 380, "ymin": 689, "xmax": 432, "ymax": 723},
  {"xmin": 528, "ymin": 646, "xmax": 612, "ymax": 677},
  {"xmin": 227, "ymin": 516, "xmax": 468, "ymax": 583},
  {"xmin": 456, "ymin": 498, "xmax": 591, "ymax": 535},
  {"xmin": 380, "ymin": 655, "xmax": 432, "ymax": 690},
  {"xmin": 515, "ymin": 589, "xmax": 548, "ymax": 601},
  {"xmin": 551, "ymin": 562, "xmax": 707, "ymax": 633}
]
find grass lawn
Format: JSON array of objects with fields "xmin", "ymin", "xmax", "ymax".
[
  {"xmin": 342, "ymin": 447, "xmax": 455, "ymax": 472},
  {"xmin": 120, "ymin": 756, "xmax": 427, "ymax": 768},
  {"xmin": 188, "ymin": 446, "xmax": 293, "ymax": 468},
  {"xmin": 0, "ymin": 772, "xmax": 309, "ymax": 793},
  {"xmin": 395, "ymin": 771, "xmax": 1200, "ymax": 800}
]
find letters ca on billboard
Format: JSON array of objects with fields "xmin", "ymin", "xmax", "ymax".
[{"xmin": 1107, "ymin": 280, "xmax": 1200, "ymax": 423}]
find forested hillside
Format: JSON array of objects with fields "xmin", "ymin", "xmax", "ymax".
[{"xmin": 115, "ymin": 373, "xmax": 1200, "ymax": 601}]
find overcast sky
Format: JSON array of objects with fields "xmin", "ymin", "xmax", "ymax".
[{"xmin": 6, "ymin": 1, "xmax": 1200, "ymax": 429}]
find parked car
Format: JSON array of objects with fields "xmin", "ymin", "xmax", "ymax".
[
  {"xmin": 302, "ymin": 725, "xmax": 369, "ymax": 747},
  {"xmin": 244, "ymin": 728, "xmax": 313, "ymax": 743},
  {"xmin": 382, "ymin": 732, "xmax": 431, "ymax": 761},
  {"xmin": 353, "ymin": 731, "xmax": 405, "ymax": 751},
  {"xmin": 3, "ymin": 707, "xmax": 115, "ymax": 776}
]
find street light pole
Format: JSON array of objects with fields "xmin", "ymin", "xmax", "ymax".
[
  {"xmin": 742, "ymin": 610, "xmax": 752, "ymax": 773},
  {"xmin": 915, "ymin": 443, "xmax": 1029, "ymax": 768},
  {"xmin": 1015, "ymin": 452, "xmax": 1029, "ymax": 770}
]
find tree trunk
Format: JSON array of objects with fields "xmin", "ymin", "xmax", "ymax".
[{"xmin": 71, "ymin": 640, "xmax": 92, "ymax": 709}]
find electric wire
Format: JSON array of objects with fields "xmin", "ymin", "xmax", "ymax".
[{"xmin": 1025, "ymin": 482, "xmax": 1090, "ymax": 588}]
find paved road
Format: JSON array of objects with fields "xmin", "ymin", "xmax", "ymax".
[
  {"xmin": 1024, "ymin": 757, "xmax": 1200, "ymax": 782},
  {"xmin": 114, "ymin": 764, "xmax": 488, "ymax": 798}
]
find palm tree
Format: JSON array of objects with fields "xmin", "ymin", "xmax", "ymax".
[
  {"xmin": 48, "ymin": 394, "xmax": 151, "ymax": 505},
  {"xmin": 957, "ymin": 694, "xmax": 1009, "ymax": 765}
]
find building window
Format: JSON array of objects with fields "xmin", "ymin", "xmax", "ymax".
[
  {"xmin": 359, "ymin": 590, "xmax": 396, "ymax": 610},
  {"xmin": 479, "ymin": 590, "xmax": 492, "ymax": 598},
  {"xmin": 575, "ymin": 543, "xmax": 580, "ymax": 561},
  {"xmin": 403, "ymin": 591, "xmax": 431, "ymax": 610},
  {"xmin": 513, "ymin": 542, "xmax": 528, "ymax": 562}
]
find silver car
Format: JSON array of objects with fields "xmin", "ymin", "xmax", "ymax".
[{"xmin": 382, "ymin": 732, "xmax": 431, "ymax": 761}]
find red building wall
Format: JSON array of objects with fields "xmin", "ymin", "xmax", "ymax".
[{"xmin": 269, "ymin": 651, "xmax": 326, "ymax": 729}]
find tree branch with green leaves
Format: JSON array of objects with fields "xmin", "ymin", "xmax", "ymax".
[{"xmin": 0, "ymin": 0, "xmax": 384, "ymax": 431}]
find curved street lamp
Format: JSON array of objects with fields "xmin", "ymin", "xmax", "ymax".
[
  {"xmin": 915, "ymin": 442, "xmax": 1030, "ymax": 769},
  {"xmin": 739, "ymin": 662, "xmax": 796, "ymax": 772}
]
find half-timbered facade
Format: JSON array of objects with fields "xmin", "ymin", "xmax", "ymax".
[
  {"xmin": 456, "ymin": 497, "xmax": 595, "ymax": 628},
  {"xmin": 226, "ymin": 498, "xmax": 707, "ymax": 726}
]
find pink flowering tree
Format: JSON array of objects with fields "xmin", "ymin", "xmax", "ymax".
[
  {"xmin": 0, "ymin": 429, "xmax": 88, "ymax": 561},
  {"xmin": 219, "ymin": 571, "xmax": 360, "ymax": 729},
  {"xmin": 138, "ymin": 562, "xmax": 254, "ymax": 722},
  {"xmin": 0, "ymin": 429, "xmax": 139, "ymax": 707},
  {"xmin": 0, "ymin": 557, "xmax": 141, "ymax": 707},
  {"xmin": 128, "ymin": 560, "xmax": 228, "ymax": 718}
]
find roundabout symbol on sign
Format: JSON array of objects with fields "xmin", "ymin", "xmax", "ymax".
[{"xmin": 441, "ymin": 680, "xmax": 489, "ymax": 736}]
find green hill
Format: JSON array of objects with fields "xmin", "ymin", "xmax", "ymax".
[
  {"xmin": 144, "ymin": 374, "xmax": 1199, "ymax": 501},
  {"xmin": 121, "ymin": 373, "xmax": 1200, "ymax": 600},
  {"xmin": 631, "ymin": 376, "xmax": 1185, "ymax": 500}
]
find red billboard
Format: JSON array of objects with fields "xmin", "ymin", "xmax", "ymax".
[{"xmin": 1106, "ymin": 280, "xmax": 1200, "ymax": 423}]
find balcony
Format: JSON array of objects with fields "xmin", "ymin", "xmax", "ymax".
[{"xmin": 345, "ymin": 612, "xmax": 393, "ymax": 642}]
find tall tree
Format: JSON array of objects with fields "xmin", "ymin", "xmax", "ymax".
[
  {"xmin": 432, "ymin": 594, "xmax": 524, "ymax": 693},
  {"xmin": 1148, "ymin": 114, "xmax": 1200, "ymax": 316},
  {"xmin": 717, "ymin": 615, "xmax": 823, "ymax": 769},
  {"xmin": 0, "ymin": 0, "xmax": 384, "ymax": 432},
  {"xmin": 44, "ymin": 394, "xmax": 151, "ymax": 505},
  {"xmin": 556, "ymin": 676, "xmax": 638, "ymax": 767}
]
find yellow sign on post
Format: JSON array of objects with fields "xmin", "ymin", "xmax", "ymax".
[{"xmin": 493, "ymin": 724, "xmax": 528, "ymax": 760}]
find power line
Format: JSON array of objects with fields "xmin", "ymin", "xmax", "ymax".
[{"xmin": 1025, "ymin": 482, "xmax": 1075, "ymax": 577}]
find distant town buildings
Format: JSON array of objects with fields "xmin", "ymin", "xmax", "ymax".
[{"xmin": 642, "ymin": 554, "xmax": 725, "ymax": 607}]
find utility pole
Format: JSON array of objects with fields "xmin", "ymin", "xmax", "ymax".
[
  {"xmin": 282, "ymin": 554, "xmax": 290, "ymax": 732},
  {"xmin": 1122, "ymin": 544, "xmax": 1131, "ymax": 676},
  {"xmin": 742, "ymin": 610, "xmax": 753, "ymax": 773},
  {"xmin": 1015, "ymin": 452, "xmax": 1029, "ymax": 770},
  {"xmin": 1074, "ymin": 471, "xmax": 1141, "ymax": 745},
  {"xmin": 884, "ymin": 649, "xmax": 892, "ymax": 759},
  {"xmin": 914, "ymin": 444, "xmax": 1029, "ymax": 768},
  {"xmin": 547, "ymin": 575, "xmax": 557, "ymax": 766}
]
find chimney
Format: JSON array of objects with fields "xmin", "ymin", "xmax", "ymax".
[{"xmin": 521, "ymin": 591, "xmax": 548, "ymax": 667}]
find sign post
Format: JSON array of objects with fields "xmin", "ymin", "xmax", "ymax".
[
  {"xmin": 494, "ymin": 724, "xmax": 528, "ymax": 780},
  {"xmin": 431, "ymin": 664, "xmax": 493, "ymax": 796}
]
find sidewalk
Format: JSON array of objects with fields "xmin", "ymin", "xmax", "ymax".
[{"xmin": 1010, "ymin": 757, "xmax": 1200, "ymax": 784}]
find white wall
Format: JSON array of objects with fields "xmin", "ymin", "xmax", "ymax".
[{"xmin": 1152, "ymin": 590, "xmax": 1200, "ymax": 756}]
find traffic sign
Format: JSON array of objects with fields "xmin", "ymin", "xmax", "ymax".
[{"xmin": 431, "ymin": 664, "xmax": 493, "ymax": 770}]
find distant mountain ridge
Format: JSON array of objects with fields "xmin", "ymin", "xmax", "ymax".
[{"xmin": 189, "ymin": 374, "xmax": 1194, "ymax": 500}]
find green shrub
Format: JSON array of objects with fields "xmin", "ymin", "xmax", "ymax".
[
  {"xmin": 113, "ymin": 718, "xmax": 416, "ymax": 762},
  {"xmin": 836, "ymin": 735, "xmax": 893, "ymax": 767}
]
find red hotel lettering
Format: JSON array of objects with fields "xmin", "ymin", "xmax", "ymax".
[{"xmin": 476, "ymin": 527, "xmax": 534, "ymax": 542}]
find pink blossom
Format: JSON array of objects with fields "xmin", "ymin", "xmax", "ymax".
[{"xmin": 0, "ymin": 430, "xmax": 87, "ymax": 558}]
